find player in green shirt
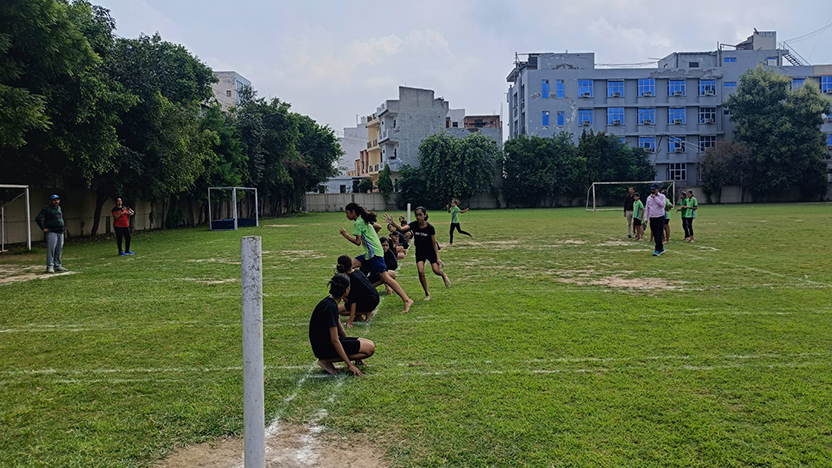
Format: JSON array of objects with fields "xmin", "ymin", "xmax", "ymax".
[
  {"xmin": 446, "ymin": 198, "xmax": 474, "ymax": 245},
  {"xmin": 683, "ymin": 190, "xmax": 698, "ymax": 243},
  {"xmin": 661, "ymin": 189, "xmax": 674, "ymax": 243},
  {"xmin": 675, "ymin": 192, "xmax": 689, "ymax": 240},
  {"xmin": 341, "ymin": 202, "xmax": 413, "ymax": 313},
  {"xmin": 632, "ymin": 193, "xmax": 645, "ymax": 241}
]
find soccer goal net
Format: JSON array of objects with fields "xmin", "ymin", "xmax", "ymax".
[
  {"xmin": 586, "ymin": 180, "xmax": 676, "ymax": 212},
  {"xmin": 208, "ymin": 187, "xmax": 259, "ymax": 230},
  {"xmin": 0, "ymin": 185, "xmax": 33, "ymax": 252}
]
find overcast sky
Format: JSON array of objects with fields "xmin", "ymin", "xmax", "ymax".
[{"xmin": 97, "ymin": 0, "xmax": 831, "ymax": 135}]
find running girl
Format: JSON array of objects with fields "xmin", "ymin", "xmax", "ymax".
[
  {"xmin": 336, "ymin": 255, "xmax": 380, "ymax": 328},
  {"xmin": 632, "ymin": 193, "xmax": 645, "ymax": 241},
  {"xmin": 341, "ymin": 202, "xmax": 413, "ymax": 313},
  {"xmin": 383, "ymin": 207, "xmax": 450, "ymax": 301},
  {"xmin": 309, "ymin": 273, "xmax": 375, "ymax": 376},
  {"xmin": 446, "ymin": 199, "xmax": 474, "ymax": 245}
]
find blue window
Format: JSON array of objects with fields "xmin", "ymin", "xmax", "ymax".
[
  {"xmin": 578, "ymin": 80, "xmax": 593, "ymax": 97},
  {"xmin": 827, "ymin": 134, "xmax": 832, "ymax": 146},
  {"xmin": 639, "ymin": 137, "xmax": 656, "ymax": 152},
  {"xmin": 822, "ymin": 76, "xmax": 832, "ymax": 94},
  {"xmin": 668, "ymin": 108, "xmax": 686, "ymax": 124},
  {"xmin": 669, "ymin": 137, "xmax": 686, "ymax": 153},
  {"xmin": 579, "ymin": 109, "xmax": 593, "ymax": 126},
  {"xmin": 542, "ymin": 111, "xmax": 550, "ymax": 127},
  {"xmin": 638, "ymin": 78, "xmax": 655, "ymax": 97},
  {"xmin": 557, "ymin": 111, "xmax": 564, "ymax": 126},
  {"xmin": 556, "ymin": 80, "xmax": 564, "ymax": 98},
  {"xmin": 792, "ymin": 78, "xmax": 806, "ymax": 90},
  {"xmin": 638, "ymin": 108, "xmax": 655, "ymax": 125},
  {"xmin": 620, "ymin": 137, "xmax": 626, "ymax": 144},
  {"xmin": 724, "ymin": 57, "xmax": 737, "ymax": 63},
  {"xmin": 724, "ymin": 82, "xmax": 737, "ymax": 88},
  {"xmin": 607, "ymin": 108, "xmax": 624, "ymax": 125},
  {"xmin": 699, "ymin": 79, "xmax": 716, "ymax": 96},
  {"xmin": 607, "ymin": 80, "xmax": 624, "ymax": 97},
  {"xmin": 542, "ymin": 80, "xmax": 549, "ymax": 98},
  {"xmin": 669, "ymin": 80, "xmax": 686, "ymax": 96}
]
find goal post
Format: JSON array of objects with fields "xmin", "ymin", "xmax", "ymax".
[
  {"xmin": 208, "ymin": 187, "xmax": 259, "ymax": 231},
  {"xmin": 0, "ymin": 184, "xmax": 32, "ymax": 252},
  {"xmin": 585, "ymin": 180, "xmax": 676, "ymax": 212}
]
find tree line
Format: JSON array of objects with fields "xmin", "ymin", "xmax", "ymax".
[{"xmin": 0, "ymin": 0, "xmax": 342, "ymax": 233}]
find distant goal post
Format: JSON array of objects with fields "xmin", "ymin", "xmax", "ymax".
[{"xmin": 585, "ymin": 180, "xmax": 676, "ymax": 212}]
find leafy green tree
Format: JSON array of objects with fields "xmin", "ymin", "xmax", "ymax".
[
  {"xmin": 502, "ymin": 133, "xmax": 585, "ymax": 206},
  {"xmin": 700, "ymin": 141, "xmax": 752, "ymax": 203},
  {"xmin": 578, "ymin": 130, "xmax": 653, "ymax": 201},
  {"xmin": 358, "ymin": 177, "xmax": 374, "ymax": 194},
  {"xmin": 727, "ymin": 66, "xmax": 829, "ymax": 200},
  {"xmin": 395, "ymin": 165, "xmax": 429, "ymax": 209},
  {"xmin": 377, "ymin": 164, "xmax": 394, "ymax": 203}
]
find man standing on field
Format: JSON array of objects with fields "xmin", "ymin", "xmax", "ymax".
[
  {"xmin": 623, "ymin": 186, "xmax": 635, "ymax": 238},
  {"xmin": 35, "ymin": 194, "xmax": 66, "ymax": 273},
  {"xmin": 644, "ymin": 184, "xmax": 667, "ymax": 256}
]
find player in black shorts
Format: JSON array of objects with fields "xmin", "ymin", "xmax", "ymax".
[
  {"xmin": 336, "ymin": 255, "xmax": 380, "ymax": 328},
  {"xmin": 309, "ymin": 273, "xmax": 375, "ymax": 376},
  {"xmin": 384, "ymin": 206, "xmax": 450, "ymax": 301}
]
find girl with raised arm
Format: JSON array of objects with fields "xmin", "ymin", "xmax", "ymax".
[{"xmin": 384, "ymin": 206, "xmax": 450, "ymax": 301}]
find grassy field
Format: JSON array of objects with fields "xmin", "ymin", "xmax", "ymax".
[{"xmin": 1, "ymin": 204, "xmax": 832, "ymax": 467}]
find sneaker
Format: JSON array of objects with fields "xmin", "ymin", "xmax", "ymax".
[
  {"xmin": 653, "ymin": 251, "xmax": 659, "ymax": 256},
  {"xmin": 55, "ymin": 266, "xmax": 67, "ymax": 272},
  {"xmin": 627, "ymin": 234, "xmax": 632, "ymax": 238},
  {"xmin": 126, "ymin": 251, "xmax": 135, "ymax": 255},
  {"xmin": 46, "ymin": 267, "xmax": 55, "ymax": 274},
  {"xmin": 119, "ymin": 252, "xmax": 127, "ymax": 256},
  {"xmin": 659, "ymin": 249, "xmax": 666, "ymax": 255}
]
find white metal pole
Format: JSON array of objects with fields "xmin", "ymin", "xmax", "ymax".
[
  {"xmin": 592, "ymin": 185, "xmax": 597, "ymax": 211},
  {"xmin": 254, "ymin": 189, "xmax": 259, "ymax": 227},
  {"xmin": 2, "ymin": 205, "xmax": 5, "ymax": 252},
  {"xmin": 407, "ymin": 203, "xmax": 411, "ymax": 224},
  {"xmin": 241, "ymin": 236, "xmax": 265, "ymax": 468},
  {"xmin": 233, "ymin": 188, "xmax": 238, "ymax": 231},
  {"xmin": 25, "ymin": 188, "xmax": 31, "ymax": 250},
  {"xmin": 208, "ymin": 188, "xmax": 213, "ymax": 231}
]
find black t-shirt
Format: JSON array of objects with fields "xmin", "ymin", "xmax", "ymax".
[
  {"xmin": 346, "ymin": 270, "xmax": 379, "ymax": 308},
  {"xmin": 395, "ymin": 230, "xmax": 409, "ymax": 249},
  {"xmin": 408, "ymin": 221, "xmax": 436, "ymax": 254},
  {"xmin": 624, "ymin": 194, "xmax": 635, "ymax": 211},
  {"xmin": 384, "ymin": 248, "xmax": 398, "ymax": 271},
  {"xmin": 309, "ymin": 297, "xmax": 339, "ymax": 357}
]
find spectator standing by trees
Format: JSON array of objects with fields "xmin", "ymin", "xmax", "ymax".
[
  {"xmin": 623, "ymin": 186, "xmax": 635, "ymax": 238},
  {"xmin": 35, "ymin": 195, "xmax": 66, "ymax": 273},
  {"xmin": 112, "ymin": 198, "xmax": 135, "ymax": 255}
]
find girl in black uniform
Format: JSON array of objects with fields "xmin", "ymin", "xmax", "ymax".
[
  {"xmin": 336, "ymin": 255, "xmax": 380, "ymax": 328},
  {"xmin": 309, "ymin": 273, "xmax": 375, "ymax": 376},
  {"xmin": 384, "ymin": 206, "xmax": 450, "ymax": 301}
]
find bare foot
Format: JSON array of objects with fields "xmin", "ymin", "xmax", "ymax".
[
  {"xmin": 470, "ymin": 234, "xmax": 475, "ymax": 240},
  {"xmin": 443, "ymin": 274, "xmax": 451, "ymax": 288},
  {"xmin": 364, "ymin": 311, "xmax": 374, "ymax": 322},
  {"xmin": 318, "ymin": 360, "xmax": 338, "ymax": 375},
  {"xmin": 402, "ymin": 298, "xmax": 414, "ymax": 314},
  {"xmin": 423, "ymin": 295, "xmax": 431, "ymax": 301},
  {"xmin": 689, "ymin": 239, "xmax": 695, "ymax": 243}
]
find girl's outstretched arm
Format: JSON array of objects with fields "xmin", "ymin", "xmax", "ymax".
[
  {"xmin": 383, "ymin": 213, "xmax": 411, "ymax": 232},
  {"xmin": 340, "ymin": 227, "xmax": 362, "ymax": 246},
  {"xmin": 461, "ymin": 208, "xmax": 469, "ymax": 213}
]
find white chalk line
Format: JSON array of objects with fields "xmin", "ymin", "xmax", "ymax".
[
  {"xmin": 4, "ymin": 351, "xmax": 827, "ymax": 383},
  {"xmin": 3, "ymin": 306, "xmax": 829, "ymax": 334}
]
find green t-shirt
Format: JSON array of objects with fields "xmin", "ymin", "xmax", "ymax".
[
  {"xmin": 679, "ymin": 199, "xmax": 688, "ymax": 218},
  {"xmin": 353, "ymin": 217, "xmax": 383, "ymax": 260},
  {"xmin": 450, "ymin": 206, "xmax": 461, "ymax": 223},
  {"xmin": 633, "ymin": 200, "xmax": 645, "ymax": 220},
  {"xmin": 664, "ymin": 199, "xmax": 672, "ymax": 219},
  {"xmin": 685, "ymin": 197, "xmax": 698, "ymax": 219}
]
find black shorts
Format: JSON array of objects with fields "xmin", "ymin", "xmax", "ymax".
[
  {"xmin": 313, "ymin": 337, "xmax": 361, "ymax": 360},
  {"xmin": 416, "ymin": 250, "xmax": 438, "ymax": 265},
  {"xmin": 345, "ymin": 298, "xmax": 379, "ymax": 314},
  {"xmin": 664, "ymin": 218, "xmax": 669, "ymax": 225},
  {"xmin": 633, "ymin": 219, "xmax": 642, "ymax": 227}
]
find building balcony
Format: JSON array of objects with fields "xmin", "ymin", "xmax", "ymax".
[
  {"xmin": 367, "ymin": 114, "xmax": 380, "ymax": 127},
  {"xmin": 377, "ymin": 101, "xmax": 398, "ymax": 116},
  {"xmin": 366, "ymin": 139, "xmax": 379, "ymax": 150},
  {"xmin": 379, "ymin": 128, "xmax": 398, "ymax": 143}
]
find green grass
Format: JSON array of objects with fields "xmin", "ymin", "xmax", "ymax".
[{"xmin": 2, "ymin": 204, "xmax": 832, "ymax": 467}]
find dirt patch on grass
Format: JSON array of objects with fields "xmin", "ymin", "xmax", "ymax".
[
  {"xmin": 178, "ymin": 278, "xmax": 237, "ymax": 285},
  {"xmin": 0, "ymin": 264, "xmax": 78, "ymax": 285},
  {"xmin": 155, "ymin": 423, "xmax": 386, "ymax": 468},
  {"xmin": 557, "ymin": 275, "xmax": 679, "ymax": 290},
  {"xmin": 186, "ymin": 258, "xmax": 241, "ymax": 265}
]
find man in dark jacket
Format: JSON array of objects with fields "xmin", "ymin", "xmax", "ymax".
[
  {"xmin": 35, "ymin": 194, "xmax": 66, "ymax": 273},
  {"xmin": 623, "ymin": 186, "xmax": 635, "ymax": 238}
]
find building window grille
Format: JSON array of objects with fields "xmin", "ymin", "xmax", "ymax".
[
  {"xmin": 724, "ymin": 57, "xmax": 737, "ymax": 63},
  {"xmin": 578, "ymin": 80, "xmax": 593, "ymax": 97},
  {"xmin": 542, "ymin": 80, "xmax": 549, "ymax": 98},
  {"xmin": 542, "ymin": 111, "xmax": 550, "ymax": 127},
  {"xmin": 668, "ymin": 108, "xmax": 686, "ymax": 124},
  {"xmin": 668, "ymin": 163, "xmax": 687, "ymax": 180},
  {"xmin": 698, "ymin": 107, "xmax": 716, "ymax": 124},
  {"xmin": 669, "ymin": 136, "xmax": 686, "ymax": 153},
  {"xmin": 639, "ymin": 137, "xmax": 656, "ymax": 152},
  {"xmin": 792, "ymin": 78, "xmax": 806, "ymax": 90},
  {"xmin": 668, "ymin": 80, "xmax": 686, "ymax": 96},
  {"xmin": 699, "ymin": 136, "xmax": 716, "ymax": 153},
  {"xmin": 821, "ymin": 76, "xmax": 832, "ymax": 94},
  {"xmin": 557, "ymin": 111, "xmax": 564, "ymax": 126},
  {"xmin": 638, "ymin": 108, "xmax": 655, "ymax": 125},
  {"xmin": 578, "ymin": 109, "xmax": 594, "ymax": 126},
  {"xmin": 556, "ymin": 80, "xmax": 564, "ymax": 98},
  {"xmin": 699, "ymin": 79, "xmax": 716, "ymax": 96},
  {"xmin": 607, "ymin": 107, "xmax": 624, "ymax": 125},
  {"xmin": 607, "ymin": 80, "xmax": 624, "ymax": 97},
  {"xmin": 638, "ymin": 78, "xmax": 655, "ymax": 97}
]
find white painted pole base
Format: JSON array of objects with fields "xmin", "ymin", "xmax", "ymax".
[
  {"xmin": 241, "ymin": 236, "xmax": 265, "ymax": 468},
  {"xmin": 407, "ymin": 203, "xmax": 411, "ymax": 224}
]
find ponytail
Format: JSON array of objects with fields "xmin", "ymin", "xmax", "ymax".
[
  {"xmin": 345, "ymin": 202, "xmax": 377, "ymax": 224},
  {"xmin": 328, "ymin": 273, "xmax": 350, "ymax": 298},
  {"xmin": 336, "ymin": 254, "xmax": 353, "ymax": 274}
]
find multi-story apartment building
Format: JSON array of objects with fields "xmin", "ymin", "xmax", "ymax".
[
  {"xmin": 507, "ymin": 31, "xmax": 832, "ymax": 187},
  {"xmin": 355, "ymin": 86, "xmax": 502, "ymax": 186},
  {"xmin": 212, "ymin": 71, "xmax": 251, "ymax": 111},
  {"xmin": 338, "ymin": 118, "xmax": 368, "ymax": 175}
]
